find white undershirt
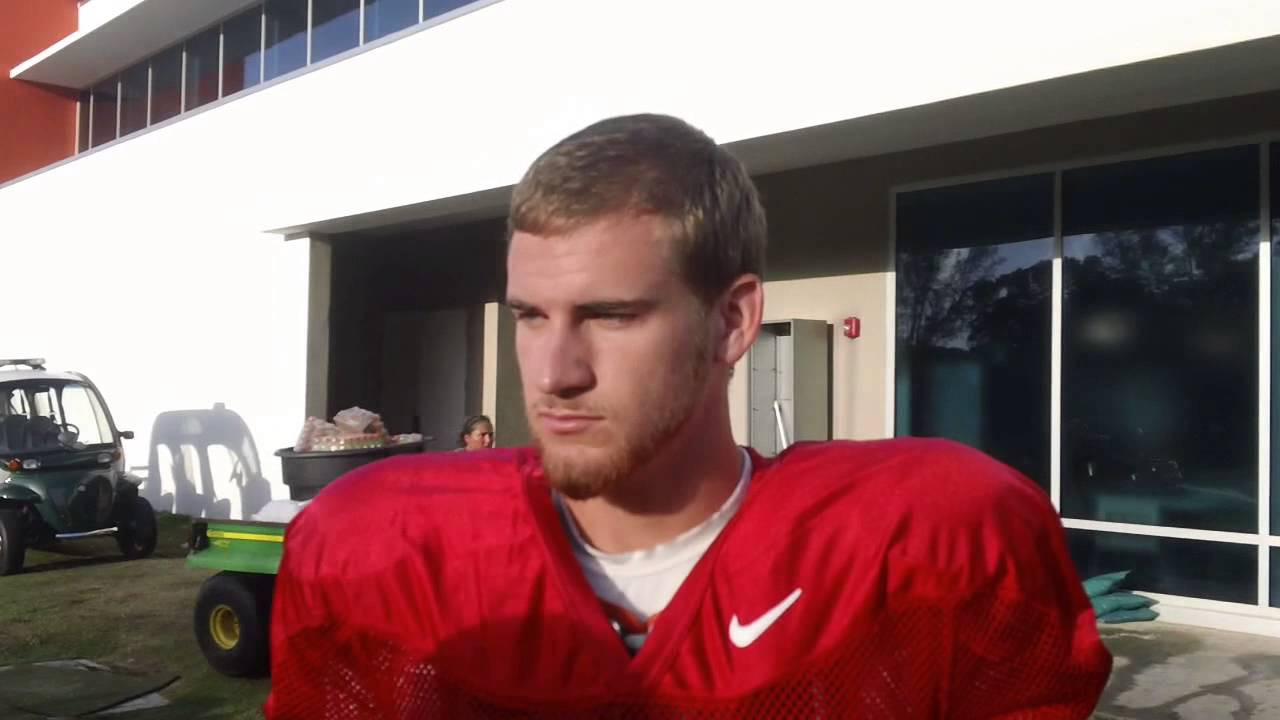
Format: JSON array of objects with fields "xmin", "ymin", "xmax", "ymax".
[{"xmin": 555, "ymin": 449, "xmax": 752, "ymax": 627}]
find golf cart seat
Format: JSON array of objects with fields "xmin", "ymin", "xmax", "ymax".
[
  {"xmin": 26, "ymin": 415, "xmax": 61, "ymax": 449},
  {"xmin": 1, "ymin": 414, "xmax": 28, "ymax": 452}
]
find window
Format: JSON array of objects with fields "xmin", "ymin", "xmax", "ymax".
[
  {"xmin": 0, "ymin": 383, "xmax": 112, "ymax": 452},
  {"xmin": 151, "ymin": 45, "xmax": 182, "ymax": 124},
  {"xmin": 185, "ymin": 26, "xmax": 221, "ymax": 109},
  {"xmin": 1273, "ymin": 144, "xmax": 1280, "ymax": 536},
  {"xmin": 89, "ymin": 77, "xmax": 118, "ymax": 147},
  {"xmin": 1272, "ymin": 548, "xmax": 1279, "ymax": 608},
  {"xmin": 119, "ymin": 61, "xmax": 149, "ymax": 136},
  {"xmin": 265, "ymin": 0, "xmax": 308, "ymax": 80},
  {"xmin": 312, "ymin": 0, "xmax": 360, "ymax": 63},
  {"xmin": 364, "ymin": 0, "xmax": 418, "ymax": 41},
  {"xmin": 29, "ymin": 387, "xmax": 60, "ymax": 424},
  {"xmin": 1068, "ymin": 529, "xmax": 1256, "ymax": 604},
  {"xmin": 424, "ymin": 0, "xmax": 474, "ymax": 20},
  {"xmin": 224, "ymin": 5, "xmax": 265, "ymax": 95},
  {"xmin": 1061, "ymin": 146, "xmax": 1260, "ymax": 533},
  {"xmin": 57, "ymin": 0, "xmax": 489, "ymax": 166},
  {"xmin": 59, "ymin": 384, "xmax": 112, "ymax": 446},
  {"xmin": 4, "ymin": 387, "xmax": 28, "ymax": 416},
  {"xmin": 77, "ymin": 91, "xmax": 90, "ymax": 153},
  {"xmin": 895, "ymin": 174, "xmax": 1055, "ymax": 489}
]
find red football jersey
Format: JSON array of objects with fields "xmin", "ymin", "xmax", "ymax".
[{"xmin": 265, "ymin": 438, "xmax": 1111, "ymax": 718}]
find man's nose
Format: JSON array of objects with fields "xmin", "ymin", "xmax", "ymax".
[{"xmin": 536, "ymin": 324, "xmax": 595, "ymax": 398}]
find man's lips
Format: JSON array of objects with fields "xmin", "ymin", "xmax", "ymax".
[{"xmin": 537, "ymin": 411, "xmax": 603, "ymax": 435}]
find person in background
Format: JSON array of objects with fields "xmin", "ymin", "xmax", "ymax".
[{"xmin": 457, "ymin": 414, "xmax": 494, "ymax": 451}]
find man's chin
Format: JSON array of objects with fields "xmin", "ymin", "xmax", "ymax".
[{"xmin": 537, "ymin": 444, "xmax": 629, "ymax": 500}]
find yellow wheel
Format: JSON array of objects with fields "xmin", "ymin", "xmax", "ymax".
[
  {"xmin": 209, "ymin": 604, "xmax": 241, "ymax": 651},
  {"xmin": 195, "ymin": 572, "xmax": 272, "ymax": 677}
]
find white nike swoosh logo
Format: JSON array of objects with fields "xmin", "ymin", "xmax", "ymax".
[{"xmin": 728, "ymin": 588, "xmax": 803, "ymax": 648}]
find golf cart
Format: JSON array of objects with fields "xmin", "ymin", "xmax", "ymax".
[{"xmin": 0, "ymin": 358, "xmax": 155, "ymax": 575}]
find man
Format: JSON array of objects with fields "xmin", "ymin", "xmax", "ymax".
[{"xmin": 266, "ymin": 114, "xmax": 1111, "ymax": 718}]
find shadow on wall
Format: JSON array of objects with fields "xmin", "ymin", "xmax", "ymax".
[{"xmin": 135, "ymin": 403, "xmax": 273, "ymax": 520}]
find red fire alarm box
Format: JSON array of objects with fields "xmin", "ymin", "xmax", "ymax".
[{"xmin": 843, "ymin": 316, "xmax": 860, "ymax": 339}]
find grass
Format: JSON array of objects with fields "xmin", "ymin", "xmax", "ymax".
[{"xmin": 0, "ymin": 513, "xmax": 269, "ymax": 719}]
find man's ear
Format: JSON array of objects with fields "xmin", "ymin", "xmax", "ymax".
[{"xmin": 715, "ymin": 274, "xmax": 764, "ymax": 366}]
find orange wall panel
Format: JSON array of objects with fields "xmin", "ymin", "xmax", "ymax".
[{"xmin": 0, "ymin": 0, "xmax": 79, "ymax": 184}]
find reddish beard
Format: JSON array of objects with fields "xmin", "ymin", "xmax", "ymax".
[{"xmin": 530, "ymin": 336, "xmax": 711, "ymax": 500}]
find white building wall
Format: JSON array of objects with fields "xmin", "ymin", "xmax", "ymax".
[
  {"xmin": 5, "ymin": 0, "xmax": 1280, "ymax": 518},
  {"xmin": 0, "ymin": 143, "xmax": 309, "ymax": 519}
]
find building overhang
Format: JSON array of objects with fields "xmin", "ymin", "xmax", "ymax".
[
  {"xmin": 267, "ymin": 33, "xmax": 1280, "ymax": 241},
  {"xmin": 11, "ymin": 0, "xmax": 259, "ymax": 88}
]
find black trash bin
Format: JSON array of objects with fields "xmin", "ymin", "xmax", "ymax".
[{"xmin": 275, "ymin": 440, "xmax": 424, "ymax": 501}]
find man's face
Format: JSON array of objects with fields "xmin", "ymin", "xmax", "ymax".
[{"xmin": 506, "ymin": 214, "xmax": 713, "ymax": 499}]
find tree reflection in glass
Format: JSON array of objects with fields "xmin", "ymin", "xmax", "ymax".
[
  {"xmin": 896, "ymin": 174, "xmax": 1054, "ymax": 489},
  {"xmin": 1062, "ymin": 146, "xmax": 1260, "ymax": 533}
]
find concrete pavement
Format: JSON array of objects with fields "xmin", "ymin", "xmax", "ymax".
[{"xmin": 1094, "ymin": 622, "xmax": 1280, "ymax": 719}]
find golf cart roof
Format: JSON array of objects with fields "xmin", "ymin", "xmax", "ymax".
[{"xmin": 0, "ymin": 359, "xmax": 84, "ymax": 385}]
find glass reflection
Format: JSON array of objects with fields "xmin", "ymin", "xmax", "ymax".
[
  {"xmin": 1068, "ymin": 529, "xmax": 1255, "ymax": 604},
  {"xmin": 225, "ymin": 6, "xmax": 266, "ymax": 93},
  {"xmin": 1272, "ymin": 548, "xmax": 1279, "ymax": 608},
  {"xmin": 1062, "ymin": 147, "xmax": 1260, "ymax": 533},
  {"xmin": 185, "ymin": 27, "xmax": 221, "ymax": 110},
  {"xmin": 77, "ymin": 91, "xmax": 90, "ymax": 153},
  {"xmin": 365, "ymin": 0, "xmax": 419, "ymax": 41},
  {"xmin": 425, "ymin": 0, "xmax": 475, "ymax": 20},
  {"xmin": 119, "ymin": 62, "xmax": 148, "ymax": 137},
  {"xmin": 312, "ymin": 0, "xmax": 360, "ymax": 63},
  {"xmin": 150, "ymin": 45, "xmax": 182, "ymax": 124},
  {"xmin": 896, "ymin": 174, "xmax": 1054, "ymax": 488},
  {"xmin": 90, "ymin": 77, "xmax": 117, "ymax": 147},
  {"xmin": 265, "ymin": 0, "xmax": 308, "ymax": 80},
  {"xmin": 1273, "ymin": 144, "xmax": 1280, "ymax": 536}
]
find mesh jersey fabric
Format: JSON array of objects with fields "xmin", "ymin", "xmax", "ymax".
[{"xmin": 265, "ymin": 438, "xmax": 1111, "ymax": 718}]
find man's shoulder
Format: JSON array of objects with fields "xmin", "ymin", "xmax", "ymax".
[
  {"xmin": 282, "ymin": 449, "xmax": 532, "ymax": 573},
  {"xmin": 307, "ymin": 446, "xmax": 528, "ymax": 500},
  {"xmin": 762, "ymin": 437, "xmax": 1044, "ymax": 508},
  {"xmin": 735, "ymin": 438, "xmax": 1064, "ymax": 596},
  {"xmin": 745, "ymin": 438, "xmax": 1057, "ymax": 553}
]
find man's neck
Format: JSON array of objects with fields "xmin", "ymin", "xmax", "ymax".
[{"xmin": 560, "ymin": 411, "xmax": 743, "ymax": 555}]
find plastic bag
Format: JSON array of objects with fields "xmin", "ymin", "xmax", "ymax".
[
  {"xmin": 294, "ymin": 416, "xmax": 340, "ymax": 452},
  {"xmin": 334, "ymin": 407, "xmax": 379, "ymax": 434},
  {"xmin": 293, "ymin": 408, "xmax": 390, "ymax": 452}
]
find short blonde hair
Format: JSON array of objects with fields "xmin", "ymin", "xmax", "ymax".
[{"xmin": 509, "ymin": 114, "xmax": 766, "ymax": 302}]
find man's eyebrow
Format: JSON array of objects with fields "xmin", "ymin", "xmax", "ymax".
[
  {"xmin": 575, "ymin": 299, "xmax": 657, "ymax": 314},
  {"xmin": 505, "ymin": 298, "xmax": 658, "ymax": 315}
]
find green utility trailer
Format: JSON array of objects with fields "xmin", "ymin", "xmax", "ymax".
[
  {"xmin": 186, "ymin": 438, "xmax": 423, "ymax": 676},
  {"xmin": 187, "ymin": 519, "xmax": 285, "ymax": 677}
]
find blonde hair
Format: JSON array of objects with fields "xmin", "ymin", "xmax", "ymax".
[{"xmin": 509, "ymin": 114, "xmax": 767, "ymax": 303}]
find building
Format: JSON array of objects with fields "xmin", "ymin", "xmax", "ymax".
[{"xmin": 3, "ymin": 0, "xmax": 1280, "ymax": 635}]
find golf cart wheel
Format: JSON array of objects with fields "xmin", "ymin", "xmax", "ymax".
[
  {"xmin": 0, "ymin": 508, "xmax": 25, "ymax": 576},
  {"xmin": 195, "ymin": 571, "xmax": 273, "ymax": 677},
  {"xmin": 116, "ymin": 495, "xmax": 157, "ymax": 559}
]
